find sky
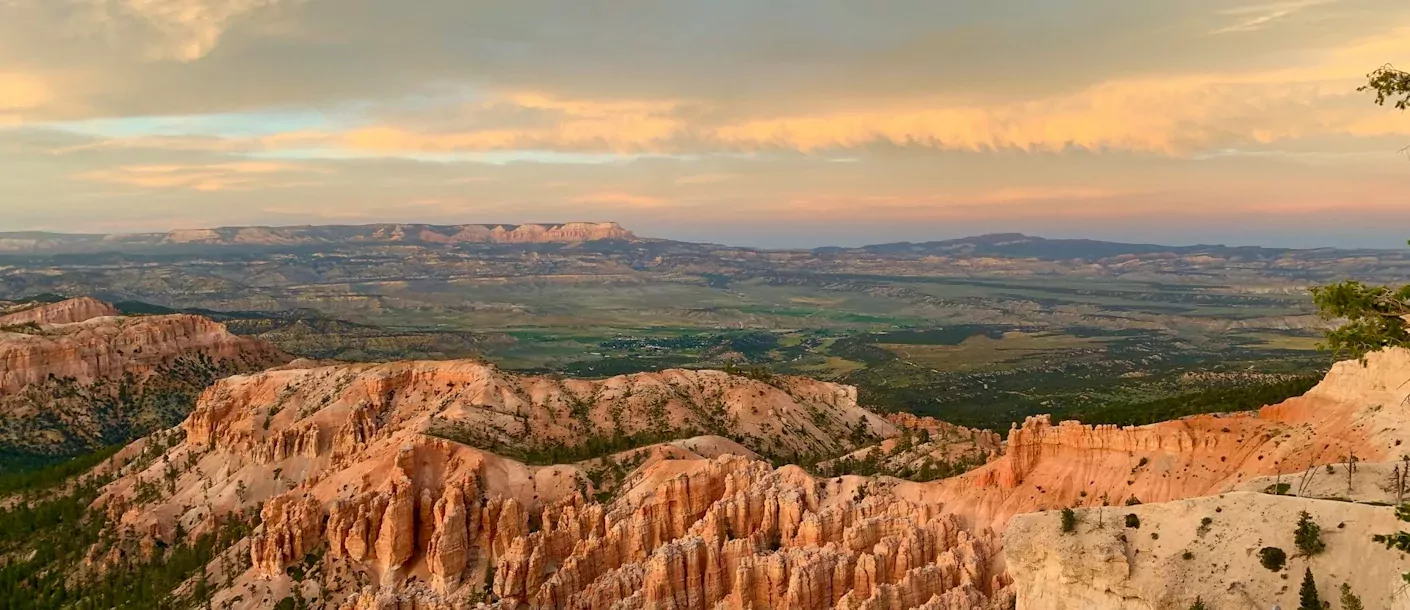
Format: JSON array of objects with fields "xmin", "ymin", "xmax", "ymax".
[{"xmin": 0, "ymin": 0, "xmax": 1408, "ymax": 249}]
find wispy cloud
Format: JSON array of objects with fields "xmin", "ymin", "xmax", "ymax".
[
  {"xmin": 1211, "ymin": 0, "xmax": 1334, "ymax": 34},
  {"xmin": 75, "ymin": 161, "xmax": 326, "ymax": 191},
  {"xmin": 88, "ymin": 0, "xmax": 298, "ymax": 61},
  {"xmin": 570, "ymin": 191, "xmax": 667, "ymax": 208}
]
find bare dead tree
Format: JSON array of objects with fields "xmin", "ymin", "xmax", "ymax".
[{"xmin": 1347, "ymin": 450, "xmax": 1359, "ymax": 499}]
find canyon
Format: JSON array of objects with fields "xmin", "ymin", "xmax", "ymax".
[{"xmin": 72, "ymin": 346, "xmax": 1410, "ymax": 609}]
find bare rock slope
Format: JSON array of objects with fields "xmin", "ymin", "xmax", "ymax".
[
  {"xmin": 1005, "ymin": 493, "xmax": 1410, "ymax": 610},
  {"xmin": 910, "ymin": 347, "xmax": 1410, "ymax": 530}
]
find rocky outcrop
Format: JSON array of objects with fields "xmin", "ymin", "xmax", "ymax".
[
  {"xmin": 179, "ymin": 359, "xmax": 894, "ymax": 463},
  {"xmin": 910, "ymin": 348, "xmax": 1410, "ymax": 530},
  {"xmin": 0, "ymin": 311, "xmax": 285, "ymax": 394},
  {"xmin": 88, "ymin": 341, "xmax": 1410, "ymax": 610},
  {"xmin": 483, "ymin": 455, "xmax": 1010, "ymax": 610},
  {"xmin": 251, "ymin": 494, "xmax": 326, "ymax": 577},
  {"xmin": 884, "ymin": 414, "xmax": 1003, "ymax": 456},
  {"xmin": 0, "ymin": 301, "xmax": 289, "ymax": 457},
  {"xmin": 0, "ymin": 297, "xmax": 118, "ymax": 326},
  {"xmin": 92, "ymin": 358, "xmax": 990, "ymax": 610}
]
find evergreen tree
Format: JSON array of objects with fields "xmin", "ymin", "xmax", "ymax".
[
  {"xmin": 1060, "ymin": 508, "xmax": 1078, "ymax": 533},
  {"xmin": 1340, "ymin": 583, "xmax": 1364, "ymax": 610},
  {"xmin": 1298, "ymin": 568, "xmax": 1320, "ymax": 610},
  {"xmin": 1294, "ymin": 511, "xmax": 1325, "ymax": 556}
]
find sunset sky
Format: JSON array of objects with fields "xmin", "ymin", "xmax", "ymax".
[{"xmin": 1, "ymin": 0, "xmax": 1408, "ymax": 248}]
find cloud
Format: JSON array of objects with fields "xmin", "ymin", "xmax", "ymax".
[
  {"xmin": 1211, "ymin": 0, "xmax": 1333, "ymax": 35},
  {"xmin": 569, "ymin": 191, "xmax": 667, "ymax": 208},
  {"xmin": 0, "ymin": 72, "xmax": 53, "ymax": 125},
  {"xmin": 75, "ymin": 160, "xmax": 326, "ymax": 191},
  {"xmin": 674, "ymin": 173, "xmax": 736, "ymax": 185},
  {"xmin": 76, "ymin": 0, "xmax": 296, "ymax": 61},
  {"xmin": 0, "ymin": 0, "xmax": 1408, "ymax": 245}
]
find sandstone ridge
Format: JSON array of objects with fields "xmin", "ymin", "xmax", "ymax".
[
  {"xmin": 908, "ymin": 347, "xmax": 1410, "ymax": 530},
  {"xmin": 0, "ymin": 296, "xmax": 119, "ymax": 326},
  {"xmin": 0, "ymin": 298, "xmax": 289, "ymax": 457}
]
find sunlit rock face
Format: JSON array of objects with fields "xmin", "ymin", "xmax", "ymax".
[{"xmin": 92, "ymin": 347, "xmax": 1410, "ymax": 610}]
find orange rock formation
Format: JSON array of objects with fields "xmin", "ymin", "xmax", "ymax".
[
  {"xmin": 0, "ymin": 296, "xmax": 118, "ymax": 326},
  {"xmin": 0, "ymin": 298, "xmax": 288, "ymax": 455},
  {"xmin": 88, "ymin": 345, "xmax": 1410, "ymax": 610},
  {"xmin": 910, "ymin": 347, "xmax": 1410, "ymax": 529},
  {"xmin": 0, "ymin": 308, "xmax": 284, "ymax": 394}
]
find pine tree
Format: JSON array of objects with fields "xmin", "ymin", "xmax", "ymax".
[
  {"xmin": 1294, "ymin": 511, "xmax": 1325, "ymax": 556},
  {"xmin": 1340, "ymin": 583, "xmax": 1364, "ymax": 610},
  {"xmin": 1298, "ymin": 568, "xmax": 1320, "ymax": 610}
]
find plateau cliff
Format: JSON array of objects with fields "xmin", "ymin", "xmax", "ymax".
[
  {"xmin": 0, "ymin": 222, "xmax": 636, "ymax": 252},
  {"xmin": 0, "ymin": 298, "xmax": 289, "ymax": 460}
]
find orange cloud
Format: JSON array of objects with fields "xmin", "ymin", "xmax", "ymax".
[
  {"xmin": 569, "ymin": 191, "xmax": 667, "ymax": 208},
  {"xmin": 0, "ymin": 72, "xmax": 53, "ymax": 124},
  {"xmin": 75, "ymin": 161, "xmax": 326, "ymax": 191},
  {"xmin": 674, "ymin": 173, "xmax": 737, "ymax": 185}
]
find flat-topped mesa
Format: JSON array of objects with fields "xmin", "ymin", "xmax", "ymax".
[
  {"xmin": 0, "ymin": 297, "xmax": 119, "ymax": 326},
  {"xmin": 157, "ymin": 222, "xmax": 637, "ymax": 247}
]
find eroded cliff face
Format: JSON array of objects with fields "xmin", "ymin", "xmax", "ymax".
[
  {"xmin": 910, "ymin": 348, "xmax": 1410, "ymax": 530},
  {"xmin": 92, "ymin": 359, "xmax": 1002, "ymax": 610},
  {"xmin": 479, "ymin": 456, "xmax": 1011, "ymax": 610},
  {"xmin": 0, "ymin": 296, "xmax": 118, "ymax": 326},
  {"xmin": 178, "ymin": 359, "xmax": 894, "ymax": 463},
  {"xmin": 86, "ymin": 348, "xmax": 1410, "ymax": 610},
  {"xmin": 0, "ymin": 311, "xmax": 285, "ymax": 393},
  {"xmin": 0, "ymin": 298, "xmax": 289, "ymax": 457}
]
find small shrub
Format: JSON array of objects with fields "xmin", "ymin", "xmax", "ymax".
[
  {"xmin": 1124, "ymin": 513, "xmax": 1141, "ymax": 529},
  {"xmin": 1189, "ymin": 597, "xmax": 1209, "ymax": 610},
  {"xmin": 1294, "ymin": 511, "xmax": 1325, "ymax": 556},
  {"xmin": 1125, "ymin": 496, "xmax": 1142, "ymax": 506},
  {"xmin": 1061, "ymin": 508, "xmax": 1078, "ymax": 534},
  {"xmin": 1182, "ymin": 550, "xmax": 1194, "ymax": 560},
  {"xmin": 1151, "ymin": 532, "xmax": 1159, "ymax": 540},
  {"xmin": 1259, "ymin": 546, "xmax": 1287, "ymax": 572}
]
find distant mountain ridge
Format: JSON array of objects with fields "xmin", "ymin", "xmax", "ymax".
[
  {"xmin": 0, "ymin": 221, "xmax": 636, "ymax": 252},
  {"xmin": 1, "ymin": 225, "xmax": 1402, "ymax": 268},
  {"xmin": 817, "ymin": 232, "xmax": 1391, "ymax": 262}
]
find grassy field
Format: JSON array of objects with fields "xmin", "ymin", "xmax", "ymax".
[{"xmin": 877, "ymin": 331, "xmax": 1110, "ymax": 371}]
